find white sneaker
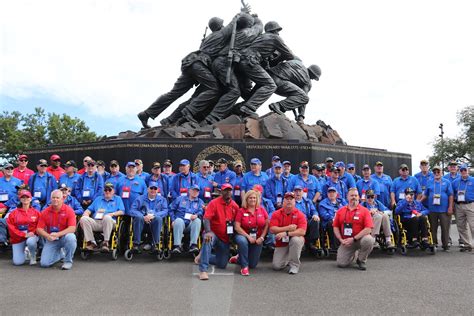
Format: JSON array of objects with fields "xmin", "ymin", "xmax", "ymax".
[
  {"xmin": 29, "ymin": 258, "xmax": 37, "ymax": 266},
  {"xmin": 25, "ymin": 248, "xmax": 31, "ymax": 260},
  {"xmin": 61, "ymin": 262, "xmax": 73, "ymax": 270},
  {"xmin": 288, "ymin": 266, "xmax": 299, "ymax": 274}
]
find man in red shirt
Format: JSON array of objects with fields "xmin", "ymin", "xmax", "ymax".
[
  {"xmin": 270, "ymin": 191, "xmax": 307, "ymax": 274},
  {"xmin": 333, "ymin": 187, "xmax": 374, "ymax": 270},
  {"xmin": 196, "ymin": 183, "xmax": 240, "ymax": 280},
  {"xmin": 37, "ymin": 189, "xmax": 77, "ymax": 270},
  {"xmin": 13, "ymin": 154, "xmax": 35, "ymax": 184},
  {"xmin": 46, "ymin": 154, "xmax": 66, "ymax": 181}
]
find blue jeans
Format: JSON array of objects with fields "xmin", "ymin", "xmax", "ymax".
[
  {"xmin": 173, "ymin": 218, "xmax": 201, "ymax": 246},
  {"xmin": 0, "ymin": 218, "xmax": 7, "ymax": 243},
  {"xmin": 132, "ymin": 216, "xmax": 163, "ymax": 245},
  {"xmin": 264, "ymin": 233, "xmax": 275, "ymax": 247},
  {"xmin": 199, "ymin": 232, "xmax": 230, "ymax": 272},
  {"xmin": 234, "ymin": 234, "xmax": 263, "ymax": 269},
  {"xmin": 40, "ymin": 233, "xmax": 77, "ymax": 267},
  {"xmin": 12, "ymin": 236, "xmax": 39, "ymax": 265}
]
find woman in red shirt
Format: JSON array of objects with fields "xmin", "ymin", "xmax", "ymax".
[
  {"xmin": 6, "ymin": 190, "xmax": 41, "ymax": 266},
  {"xmin": 230, "ymin": 189, "xmax": 269, "ymax": 276}
]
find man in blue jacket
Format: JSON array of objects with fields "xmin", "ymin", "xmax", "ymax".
[
  {"xmin": 356, "ymin": 164, "xmax": 381, "ymax": 202},
  {"xmin": 371, "ymin": 161, "xmax": 393, "ymax": 208},
  {"xmin": 105, "ymin": 160, "xmax": 125, "ymax": 188},
  {"xmin": 170, "ymin": 159, "xmax": 198, "ymax": 201},
  {"xmin": 264, "ymin": 162, "xmax": 288, "ymax": 210},
  {"xmin": 28, "ymin": 159, "xmax": 57, "ymax": 208},
  {"xmin": 146, "ymin": 162, "xmax": 169, "ymax": 199},
  {"xmin": 58, "ymin": 160, "xmax": 80, "ymax": 197},
  {"xmin": 195, "ymin": 160, "xmax": 214, "ymax": 204},
  {"xmin": 170, "ymin": 184, "xmax": 204, "ymax": 254},
  {"xmin": 242, "ymin": 158, "xmax": 269, "ymax": 196},
  {"xmin": 321, "ymin": 167, "xmax": 348, "ymax": 201},
  {"xmin": 318, "ymin": 187, "xmax": 347, "ymax": 249},
  {"xmin": 287, "ymin": 161, "xmax": 321, "ymax": 203},
  {"xmin": 75, "ymin": 160, "xmax": 104, "ymax": 209},
  {"xmin": 129, "ymin": 181, "xmax": 169, "ymax": 252},
  {"xmin": 116, "ymin": 162, "xmax": 147, "ymax": 213},
  {"xmin": 335, "ymin": 161, "xmax": 356, "ymax": 190},
  {"xmin": 294, "ymin": 186, "xmax": 320, "ymax": 251},
  {"xmin": 0, "ymin": 163, "xmax": 22, "ymax": 206},
  {"xmin": 390, "ymin": 164, "xmax": 422, "ymax": 209},
  {"xmin": 212, "ymin": 158, "xmax": 236, "ymax": 189},
  {"xmin": 414, "ymin": 159, "xmax": 434, "ymax": 208},
  {"xmin": 452, "ymin": 164, "xmax": 474, "ymax": 252}
]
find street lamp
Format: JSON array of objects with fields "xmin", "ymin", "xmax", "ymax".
[{"xmin": 439, "ymin": 123, "xmax": 444, "ymax": 172}]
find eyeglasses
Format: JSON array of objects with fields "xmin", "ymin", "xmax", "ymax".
[
  {"xmin": 4, "ymin": 167, "xmax": 13, "ymax": 170},
  {"xmin": 202, "ymin": 166, "xmax": 210, "ymax": 169},
  {"xmin": 110, "ymin": 164, "xmax": 118, "ymax": 168},
  {"xmin": 87, "ymin": 164, "xmax": 95, "ymax": 167},
  {"xmin": 348, "ymin": 168, "xmax": 355, "ymax": 170},
  {"xmin": 406, "ymin": 193, "xmax": 415, "ymax": 196},
  {"xmin": 104, "ymin": 188, "xmax": 113, "ymax": 192},
  {"xmin": 300, "ymin": 166, "xmax": 309, "ymax": 169},
  {"xmin": 433, "ymin": 170, "xmax": 441, "ymax": 173},
  {"xmin": 20, "ymin": 195, "xmax": 30, "ymax": 199},
  {"xmin": 149, "ymin": 187, "xmax": 158, "ymax": 190},
  {"xmin": 19, "ymin": 159, "xmax": 28, "ymax": 162},
  {"xmin": 367, "ymin": 196, "xmax": 375, "ymax": 199},
  {"xmin": 401, "ymin": 168, "xmax": 408, "ymax": 171}
]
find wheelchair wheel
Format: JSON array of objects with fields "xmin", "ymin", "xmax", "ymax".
[
  {"xmin": 111, "ymin": 249, "xmax": 119, "ymax": 260},
  {"xmin": 387, "ymin": 247, "xmax": 396, "ymax": 255},
  {"xmin": 163, "ymin": 249, "xmax": 171, "ymax": 260},
  {"xmin": 429, "ymin": 246, "xmax": 436, "ymax": 255},
  {"xmin": 80, "ymin": 251, "xmax": 90, "ymax": 260},
  {"xmin": 315, "ymin": 250, "xmax": 324, "ymax": 258},
  {"xmin": 400, "ymin": 246, "xmax": 407, "ymax": 255},
  {"xmin": 323, "ymin": 249, "xmax": 330, "ymax": 257},
  {"xmin": 156, "ymin": 250, "xmax": 164, "ymax": 261},
  {"xmin": 124, "ymin": 249, "xmax": 133, "ymax": 261}
]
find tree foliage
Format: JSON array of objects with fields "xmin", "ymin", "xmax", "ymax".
[
  {"xmin": 430, "ymin": 105, "xmax": 473, "ymax": 166},
  {"xmin": 0, "ymin": 107, "xmax": 100, "ymax": 161}
]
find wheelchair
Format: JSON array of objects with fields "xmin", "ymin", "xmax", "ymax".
[
  {"xmin": 395, "ymin": 214, "xmax": 436, "ymax": 255},
  {"xmin": 373, "ymin": 216, "xmax": 398, "ymax": 255},
  {"xmin": 78, "ymin": 215, "xmax": 127, "ymax": 261},
  {"xmin": 166, "ymin": 216, "xmax": 202, "ymax": 259},
  {"xmin": 123, "ymin": 216, "xmax": 169, "ymax": 261},
  {"xmin": 319, "ymin": 223, "xmax": 339, "ymax": 258}
]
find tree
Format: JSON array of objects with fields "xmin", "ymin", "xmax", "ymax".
[
  {"xmin": 0, "ymin": 107, "xmax": 100, "ymax": 161},
  {"xmin": 430, "ymin": 105, "xmax": 473, "ymax": 166}
]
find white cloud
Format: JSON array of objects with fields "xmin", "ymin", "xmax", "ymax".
[{"xmin": 1, "ymin": 0, "xmax": 473, "ymax": 169}]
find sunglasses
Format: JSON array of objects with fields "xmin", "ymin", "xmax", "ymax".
[
  {"xmin": 433, "ymin": 170, "xmax": 441, "ymax": 173},
  {"xmin": 53, "ymin": 159, "xmax": 61, "ymax": 162},
  {"xmin": 39, "ymin": 164, "xmax": 48, "ymax": 167},
  {"xmin": 149, "ymin": 187, "xmax": 158, "ymax": 190},
  {"xmin": 4, "ymin": 167, "xmax": 13, "ymax": 170},
  {"xmin": 300, "ymin": 166, "xmax": 309, "ymax": 169},
  {"xmin": 19, "ymin": 159, "xmax": 28, "ymax": 162},
  {"xmin": 87, "ymin": 164, "xmax": 95, "ymax": 167},
  {"xmin": 367, "ymin": 196, "xmax": 375, "ymax": 199},
  {"xmin": 401, "ymin": 168, "xmax": 408, "ymax": 171},
  {"xmin": 284, "ymin": 196, "xmax": 295, "ymax": 200},
  {"xmin": 406, "ymin": 193, "xmax": 415, "ymax": 196},
  {"xmin": 104, "ymin": 188, "xmax": 113, "ymax": 192},
  {"xmin": 348, "ymin": 168, "xmax": 355, "ymax": 170},
  {"xmin": 110, "ymin": 164, "xmax": 118, "ymax": 167},
  {"xmin": 20, "ymin": 195, "xmax": 30, "ymax": 199}
]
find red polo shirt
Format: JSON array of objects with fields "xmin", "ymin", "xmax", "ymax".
[
  {"xmin": 333, "ymin": 204, "xmax": 373, "ymax": 239},
  {"xmin": 235, "ymin": 206, "xmax": 268, "ymax": 237},
  {"xmin": 269, "ymin": 207, "xmax": 307, "ymax": 247},
  {"xmin": 46, "ymin": 166, "xmax": 66, "ymax": 181},
  {"xmin": 6, "ymin": 207, "xmax": 41, "ymax": 244},
  {"xmin": 37, "ymin": 203, "xmax": 76, "ymax": 234},
  {"xmin": 13, "ymin": 167, "xmax": 35, "ymax": 184},
  {"xmin": 204, "ymin": 196, "xmax": 239, "ymax": 243}
]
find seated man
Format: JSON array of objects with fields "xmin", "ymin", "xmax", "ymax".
[
  {"xmin": 170, "ymin": 184, "xmax": 204, "ymax": 254},
  {"xmin": 79, "ymin": 183, "xmax": 125, "ymax": 251},
  {"xmin": 270, "ymin": 191, "xmax": 307, "ymax": 274},
  {"xmin": 395, "ymin": 187, "xmax": 430, "ymax": 248},
  {"xmin": 333, "ymin": 188, "xmax": 374, "ymax": 271},
  {"xmin": 293, "ymin": 185, "xmax": 320, "ymax": 252},
  {"xmin": 129, "ymin": 181, "xmax": 168, "ymax": 252},
  {"xmin": 361, "ymin": 190, "xmax": 393, "ymax": 248},
  {"xmin": 36, "ymin": 190, "xmax": 77, "ymax": 270},
  {"xmin": 318, "ymin": 187, "xmax": 347, "ymax": 249}
]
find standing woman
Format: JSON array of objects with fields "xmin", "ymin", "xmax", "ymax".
[
  {"xmin": 6, "ymin": 190, "xmax": 41, "ymax": 265},
  {"xmin": 230, "ymin": 189, "xmax": 269, "ymax": 276}
]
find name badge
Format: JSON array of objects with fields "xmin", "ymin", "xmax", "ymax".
[
  {"xmin": 361, "ymin": 194, "xmax": 366, "ymax": 200},
  {"xmin": 458, "ymin": 191, "xmax": 465, "ymax": 202},
  {"xmin": 181, "ymin": 192, "xmax": 187, "ymax": 197},
  {"xmin": 433, "ymin": 194, "xmax": 441, "ymax": 206},
  {"xmin": 302, "ymin": 192, "xmax": 308, "ymax": 198},
  {"xmin": 276, "ymin": 196, "xmax": 282, "ymax": 204},
  {"xmin": 18, "ymin": 224, "xmax": 28, "ymax": 233},
  {"xmin": 34, "ymin": 191, "xmax": 42, "ymax": 198},
  {"xmin": 343, "ymin": 223, "xmax": 353, "ymax": 237},
  {"xmin": 282, "ymin": 235, "xmax": 290, "ymax": 243},
  {"xmin": 184, "ymin": 213, "xmax": 193, "ymax": 220},
  {"xmin": 157, "ymin": 188, "xmax": 161, "ymax": 196},
  {"xmin": 0, "ymin": 193, "xmax": 8, "ymax": 202},
  {"xmin": 180, "ymin": 188, "xmax": 188, "ymax": 197},
  {"xmin": 354, "ymin": 216, "xmax": 359, "ymax": 220},
  {"xmin": 204, "ymin": 190, "xmax": 211, "ymax": 199},
  {"xmin": 243, "ymin": 213, "xmax": 249, "ymax": 217},
  {"xmin": 249, "ymin": 228, "xmax": 257, "ymax": 239},
  {"xmin": 399, "ymin": 192, "xmax": 406, "ymax": 200},
  {"xmin": 234, "ymin": 189, "xmax": 241, "ymax": 197},
  {"xmin": 50, "ymin": 226, "xmax": 59, "ymax": 233},
  {"xmin": 226, "ymin": 221, "xmax": 234, "ymax": 235},
  {"xmin": 83, "ymin": 190, "xmax": 91, "ymax": 198}
]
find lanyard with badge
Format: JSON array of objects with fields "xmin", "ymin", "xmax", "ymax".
[
  {"xmin": 83, "ymin": 176, "xmax": 95, "ymax": 198},
  {"xmin": 122, "ymin": 186, "xmax": 130, "ymax": 199},
  {"xmin": 244, "ymin": 210, "xmax": 258, "ymax": 239},
  {"xmin": 15, "ymin": 211, "xmax": 29, "ymax": 235},
  {"xmin": 0, "ymin": 190, "xmax": 8, "ymax": 202},
  {"xmin": 204, "ymin": 187, "xmax": 212, "ymax": 199},
  {"xmin": 457, "ymin": 180, "xmax": 467, "ymax": 202},
  {"xmin": 281, "ymin": 212, "xmax": 293, "ymax": 243},
  {"xmin": 225, "ymin": 205, "xmax": 234, "ymax": 235},
  {"xmin": 432, "ymin": 181, "xmax": 441, "ymax": 205},
  {"xmin": 343, "ymin": 207, "xmax": 359, "ymax": 238},
  {"xmin": 234, "ymin": 185, "xmax": 241, "ymax": 197},
  {"xmin": 184, "ymin": 199, "xmax": 196, "ymax": 220}
]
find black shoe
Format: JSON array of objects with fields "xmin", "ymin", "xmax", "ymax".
[
  {"xmin": 160, "ymin": 118, "xmax": 171, "ymax": 126},
  {"xmin": 356, "ymin": 259, "xmax": 367, "ymax": 271},
  {"xmin": 269, "ymin": 103, "xmax": 284, "ymax": 115},
  {"xmin": 138, "ymin": 111, "xmax": 151, "ymax": 129},
  {"xmin": 240, "ymin": 105, "xmax": 258, "ymax": 119},
  {"xmin": 189, "ymin": 244, "xmax": 199, "ymax": 254},
  {"xmin": 171, "ymin": 246, "xmax": 182, "ymax": 254},
  {"xmin": 420, "ymin": 240, "xmax": 430, "ymax": 249},
  {"xmin": 309, "ymin": 244, "xmax": 319, "ymax": 252},
  {"xmin": 410, "ymin": 240, "xmax": 420, "ymax": 248},
  {"xmin": 132, "ymin": 245, "xmax": 141, "ymax": 253}
]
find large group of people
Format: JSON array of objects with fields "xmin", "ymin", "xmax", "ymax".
[{"xmin": 0, "ymin": 154, "xmax": 472, "ymax": 279}]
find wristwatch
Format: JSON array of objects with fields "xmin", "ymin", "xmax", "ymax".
[{"xmin": 286, "ymin": 231, "xmax": 289, "ymax": 236}]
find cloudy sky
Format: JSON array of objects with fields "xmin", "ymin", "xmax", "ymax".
[{"xmin": 1, "ymin": 0, "xmax": 473, "ymax": 171}]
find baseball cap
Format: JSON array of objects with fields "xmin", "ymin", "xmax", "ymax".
[
  {"xmin": 366, "ymin": 189, "xmax": 375, "ymax": 197},
  {"xmin": 87, "ymin": 160, "xmax": 96, "ymax": 166},
  {"xmin": 347, "ymin": 163, "xmax": 355, "ymax": 169},
  {"xmin": 420, "ymin": 159, "xmax": 429, "ymax": 165},
  {"xmin": 300, "ymin": 161, "xmax": 309, "ymax": 168},
  {"xmin": 163, "ymin": 159, "xmax": 172, "ymax": 166},
  {"xmin": 152, "ymin": 162, "xmax": 161, "ymax": 169},
  {"xmin": 96, "ymin": 160, "xmax": 105, "ymax": 166},
  {"xmin": 3, "ymin": 163, "xmax": 14, "ymax": 169},
  {"xmin": 327, "ymin": 186, "xmax": 337, "ymax": 192},
  {"xmin": 50, "ymin": 154, "xmax": 61, "ymax": 161},
  {"xmin": 65, "ymin": 160, "xmax": 77, "ymax": 168},
  {"xmin": 330, "ymin": 166, "xmax": 339, "ymax": 172},
  {"xmin": 316, "ymin": 164, "xmax": 325, "ymax": 171},
  {"xmin": 37, "ymin": 159, "xmax": 48, "ymax": 166},
  {"xmin": 294, "ymin": 185, "xmax": 303, "ymax": 191},
  {"xmin": 284, "ymin": 192, "xmax": 295, "ymax": 199},
  {"xmin": 404, "ymin": 187, "xmax": 415, "ymax": 194},
  {"xmin": 126, "ymin": 161, "xmax": 136, "ymax": 168},
  {"xmin": 148, "ymin": 181, "xmax": 159, "ymax": 189},
  {"xmin": 362, "ymin": 164, "xmax": 370, "ymax": 170},
  {"xmin": 18, "ymin": 190, "xmax": 32, "ymax": 198},
  {"xmin": 59, "ymin": 183, "xmax": 69, "ymax": 190},
  {"xmin": 134, "ymin": 159, "xmax": 143, "ymax": 165},
  {"xmin": 325, "ymin": 157, "xmax": 334, "ymax": 163},
  {"xmin": 448, "ymin": 160, "xmax": 457, "ymax": 166},
  {"xmin": 179, "ymin": 159, "xmax": 190, "ymax": 166},
  {"xmin": 110, "ymin": 160, "xmax": 119, "ymax": 166},
  {"xmin": 335, "ymin": 161, "xmax": 345, "ymax": 168},
  {"xmin": 234, "ymin": 160, "xmax": 243, "ymax": 167},
  {"xmin": 221, "ymin": 183, "xmax": 233, "ymax": 190},
  {"xmin": 252, "ymin": 184, "xmax": 263, "ymax": 193},
  {"xmin": 217, "ymin": 158, "xmax": 227, "ymax": 164},
  {"xmin": 272, "ymin": 155, "xmax": 280, "ymax": 162},
  {"xmin": 459, "ymin": 164, "xmax": 468, "ymax": 171},
  {"xmin": 104, "ymin": 182, "xmax": 115, "ymax": 190},
  {"xmin": 432, "ymin": 165, "xmax": 442, "ymax": 171},
  {"xmin": 273, "ymin": 162, "xmax": 282, "ymax": 168},
  {"xmin": 250, "ymin": 158, "xmax": 261, "ymax": 165},
  {"xmin": 283, "ymin": 160, "xmax": 291, "ymax": 165},
  {"xmin": 190, "ymin": 184, "xmax": 200, "ymax": 191},
  {"xmin": 375, "ymin": 161, "xmax": 384, "ymax": 166},
  {"xmin": 399, "ymin": 164, "xmax": 409, "ymax": 170},
  {"xmin": 18, "ymin": 154, "xmax": 28, "ymax": 160}
]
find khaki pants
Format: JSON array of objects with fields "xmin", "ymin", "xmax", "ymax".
[
  {"xmin": 372, "ymin": 212, "xmax": 391, "ymax": 238},
  {"xmin": 80, "ymin": 215, "xmax": 115, "ymax": 243},
  {"xmin": 272, "ymin": 236, "xmax": 304, "ymax": 271},
  {"xmin": 337, "ymin": 235, "xmax": 374, "ymax": 267},
  {"xmin": 455, "ymin": 202, "xmax": 474, "ymax": 248}
]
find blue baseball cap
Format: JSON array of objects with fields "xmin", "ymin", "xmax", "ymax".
[
  {"xmin": 190, "ymin": 184, "xmax": 200, "ymax": 191},
  {"xmin": 272, "ymin": 155, "xmax": 280, "ymax": 162},
  {"xmin": 327, "ymin": 186, "xmax": 337, "ymax": 192},
  {"xmin": 148, "ymin": 181, "xmax": 159, "ymax": 188},
  {"xmin": 179, "ymin": 159, "xmax": 190, "ymax": 166},
  {"xmin": 459, "ymin": 164, "xmax": 468, "ymax": 171},
  {"xmin": 126, "ymin": 161, "xmax": 136, "ymax": 168},
  {"xmin": 347, "ymin": 163, "xmax": 355, "ymax": 169},
  {"xmin": 294, "ymin": 185, "xmax": 303, "ymax": 190},
  {"xmin": 250, "ymin": 158, "xmax": 261, "ymax": 165},
  {"xmin": 335, "ymin": 161, "xmax": 345, "ymax": 168},
  {"xmin": 283, "ymin": 160, "xmax": 291, "ymax": 165},
  {"xmin": 273, "ymin": 162, "xmax": 282, "ymax": 168}
]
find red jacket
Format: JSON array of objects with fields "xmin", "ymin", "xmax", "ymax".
[
  {"xmin": 6, "ymin": 207, "xmax": 41, "ymax": 244},
  {"xmin": 46, "ymin": 166, "xmax": 66, "ymax": 181}
]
